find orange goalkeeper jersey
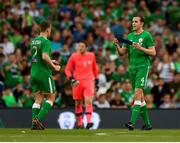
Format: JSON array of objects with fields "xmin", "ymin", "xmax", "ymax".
[{"xmin": 65, "ymin": 52, "xmax": 98, "ymax": 80}]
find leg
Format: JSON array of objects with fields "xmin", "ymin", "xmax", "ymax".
[
  {"xmin": 33, "ymin": 77, "xmax": 56, "ymax": 129},
  {"xmin": 31, "ymin": 92, "xmax": 44, "ymax": 130},
  {"xmin": 125, "ymin": 88, "xmax": 142, "ymax": 130},
  {"xmin": 84, "ymin": 96, "xmax": 93, "ymax": 129},
  {"xmin": 75, "ymin": 99, "xmax": 83, "ymax": 128},
  {"xmin": 72, "ymin": 82, "xmax": 83, "ymax": 128},
  {"xmin": 140, "ymin": 94, "xmax": 152, "ymax": 130},
  {"xmin": 32, "ymin": 92, "xmax": 44, "ymax": 120},
  {"xmin": 84, "ymin": 80, "xmax": 94, "ymax": 129},
  {"xmin": 30, "ymin": 77, "xmax": 44, "ymax": 130},
  {"xmin": 36, "ymin": 93, "xmax": 55, "ymax": 121},
  {"xmin": 136, "ymin": 66, "xmax": 152, "ymax": 130},
  {"xmin": 125, "ymin": 70, "xmax": 137, "ymax": 130}
]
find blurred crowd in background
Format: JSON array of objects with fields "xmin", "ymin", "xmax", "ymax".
[{"xmin": 0, "ymin": 0, "xmax": 179, "ymax": 109}]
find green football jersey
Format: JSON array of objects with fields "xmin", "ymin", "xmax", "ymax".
[
  {"xmin": 125, "ymin": 31, "xmax": 155, "ymax": 70},
  {"xmin": 30, "ymin": 36, "xmax": 52, "ymax": 77}
]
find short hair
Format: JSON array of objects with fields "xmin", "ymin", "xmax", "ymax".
[
  {"xmin": 39, "ymin": 20, "xmax": 51, "ymax": 32},
  {"xmin": 133, "ymin": 15, "xmax": 145, "ymax": 23},
  {"xmin": 79, "ymin": 40, "xmax": 87, "ymax": 47}
]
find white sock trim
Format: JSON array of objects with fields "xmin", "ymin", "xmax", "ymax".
[
  {"xmin": 32, "ymin": 103, "xmax": 40, "ymax": 109},
  {"xmin": 141, "ymin": 100, "xmax": 146, "ymax": 106},
  {"xmin": 46, "ymin": 100, "xmax": 53, "ymax": 106},
  {"xmin": 134, "ymin": 100, "xmax": 141, "ymax": 106}
]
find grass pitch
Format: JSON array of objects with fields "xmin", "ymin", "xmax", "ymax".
[{"xmin": 0, "ymin": 129, "xmax": 180, "ymax": 142}]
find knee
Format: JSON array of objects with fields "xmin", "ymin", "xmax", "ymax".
[
  {"xmin": 85, "ymin": 98, "xmax": 92, "ymax": 106},
  {"xmin": 46, "ymin": 93, "xmax": 55, "ymax": 103},
  {"xmin": 34, "ymin": 94, "xmax": 43, "ymax": 104},
  {"xmin": 75, "ymin": 100, "xmax": 82, "ymax": 106}
]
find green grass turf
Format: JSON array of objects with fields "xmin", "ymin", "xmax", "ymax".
[{"xmin": 0, "ymin": 129, "xmax": 180, "ymax": 142}]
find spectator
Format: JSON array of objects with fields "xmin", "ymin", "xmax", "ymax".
[
  {"xmin": 19, "ymin": 88, "xmax": 34, "ymax": 108},
  {"xmin": 111, "ymin": 65, "xmax": 128, "ymax": 83},
  {"xmin": 59, "ymin": 44, "xmax": 70, "ymax": 61},
  {"xmin": 2, "ymin": 86, "xmax": 18, "ymax": 107},
  {"xmin": 12, "ymin": 82, "xmax": 24, "ymax": 102},
  {"xmin": 121, "ymin": 80, "xmax": 133, "ymax": 108},
  {"xmin": 51, "ymin": 31, "xmax": 62, "ymax": 52},
  {"xmin": 94, "ymin": 94, "xmax": 110, "ymax": 108},
  {"xmin": 174, "ymin": 56, "xmax": 180, "ymax": 73},
  {"xmin": 157, "ymin": 54, "xmax": 175, "ymax": 83},
  {"xmin": 145, "ymin": 94, "xmax": 156, "ymax": 109},
  {"xmin": 160, "ymin": 93, "xmax": 174, "ymax": 109},
  {"xmin": 110, "ymin": 92, "xmax": 126, "ymax": 108},
  {"xmin": 166, "ymin": 35, "xmax": 178, "ymax": 55},
  {"xmin": 21, "ymin": 7, "xmax": 34, "ymax": 34},
  {"xmin": 3, "ymin": 53, "xmax": 22, "ymax": 88},
  {"xmin": 0, "ymin": 35, "xmax": 15, "ymax": 56},
  {"xmin": 151, "ymin": 77, "xmax": 171, "ymax": 107},
  {"xmin": 16, "ymin": 34, "xmax": 30, "ymax": 55}
]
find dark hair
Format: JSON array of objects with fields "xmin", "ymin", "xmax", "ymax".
[
  {"xmin": 134, "ymin": 15, "xmax": 145, "ymax": 23},
  {"xmin": 79, "ymin": 40, "xmax": 87, "ymax": 47},
  {"xmin": 39, "ymin": 20, "xmax": 51, "ymax": 32}
]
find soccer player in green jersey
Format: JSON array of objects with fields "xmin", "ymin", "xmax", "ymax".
[
  {"xmin": 114, "ymin": 16, "xmax": 156, "ymax": 130},
  {"xmin": 30, "ymin": 20, "xmax": 61, "ymax": 130}
]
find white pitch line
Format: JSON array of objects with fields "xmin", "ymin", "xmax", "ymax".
[{"xmin": 95, "ymin": 133, "xmax": 108, "ymax": 136}]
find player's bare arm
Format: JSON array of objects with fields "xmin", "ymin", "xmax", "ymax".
[
  {"xmin": 113, "ymin": 38, "xmax": 127, "ymax": 56},
  {"xmin": 42, "ymin": 53, "xmax": 60, "ymax": 71},
  {"xmin": 132, "ymin": 42, "xmax": 156, "ymax": 56}
]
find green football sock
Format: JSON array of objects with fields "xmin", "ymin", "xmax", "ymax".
[
  {"xmin": 32, "ymin": 103, "xmax": 40, "ymax": 121},
  {"xmin": 130, "ymin": 104, "xmax": 141, "ymax": 125},
  {"xmin": 37, "ymin": 101, "xmax": 52, "ymax": 121},
  {"xmin": 140, "ymin": 105, "xmax": 151, "ymax": 125}
]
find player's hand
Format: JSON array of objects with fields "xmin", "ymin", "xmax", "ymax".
[
  {"xmin": 113, "ymin": 38, "xmax": 120, "ymax": 46},
  {"xmin": 132, "ymin": 42, "xmax": 142, "ymax": 50},
  {"xmin": 52, "ymin": 60, "xmax": 59, "ymax": 65},
  {"xmin": 54, "ymin": 65, "xmax": 61, "ymax": 71},
  {"xmin": 95, "ymin": 78, "xmax": 99, "ymax": 92},
  {"xmin": 70, "ymin": 77, "xmax": 79, "ymax": 87}
]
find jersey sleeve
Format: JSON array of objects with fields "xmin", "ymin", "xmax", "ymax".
[
  {"xmin": 65, "ymin": 55, "xmax": 74, "ymax": 78},
  {"xmin": 146, "ymin": 33, "xmax": 155, "ymax": 48},
  {"xmin": 42, "ymin": 40, "xmax": 51, "ymax": 55}
]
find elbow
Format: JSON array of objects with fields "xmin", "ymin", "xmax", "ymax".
[
  {"xmin": 149, "ymin": 50, "xmax": 156, "ymax": 56},
  {"xmin": 151, "ymin": 47, "xmax": 156, "ymax": 56},
  {"xmin": 152, "ymin": 50, "xmax": 156, "ymax": 56},
  {"xmin": 42, "ymin": 53, "xmax": 48, "ymax": 60}
]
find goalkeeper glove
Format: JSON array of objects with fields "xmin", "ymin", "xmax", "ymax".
[
  {"xmin": 95, "ymin": 78, "xmax": 99, "ymax": 92},
  {"xmin": 70, "ymin": 77, "xmax": 79, "ymax": 87}
]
